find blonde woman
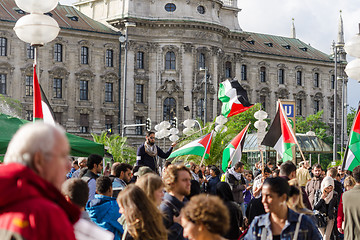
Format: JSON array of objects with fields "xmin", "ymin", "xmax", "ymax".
[
  {"xmin": 117, "ymin": 185, "xmax": 167, "ymax": 240},
  {"xmin": 287, "ymin": 179, "xmax": 313, "ymax": 216},
  {"xmin": 135, "ymin": 173, "xmax": 164, "ymax": 206},
  {"xmin": 337, "ymin": 175, "xmax": 356, "ymax": 234}
]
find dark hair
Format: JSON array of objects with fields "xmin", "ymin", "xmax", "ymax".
[
  {"xmin": 263, "ymin": 166, "xmax": 272, "ymax": 174},
  {"xmin": 289, "ymin": 185, "xmax": 300, "ymax": 197},
  {"xmin": 280, "ymin": 161, "xmax": 296, "ymax": 177},
  {"xmin": 263, "ymin": 177, "xmax": 290, "ymax": 198},
  {"xmin": 73, "ymin": 160, "xmax": 78, "ymax": 166},
  {"xmin": 313, "ymin": 163, "xmax": 322, "ymax": 170},
  {"xmin": 164, "ymin": 161, "xmax": 172, "ymax": 168},
  {"xmin": 234, "ymin": 162, "xmax": 244, "ymax": 170},
  {"xmin": 115, "ymin": 163, "xmax": 133, "ymax": 178},
  {"xmin": 146, "ymin": 131, "xmax": 155, "ymax": 137},
  {"xmin": 216, "ymin": 182, "xmax": 234, "ymax": 202},
  {"xmin": 210, "ymin": 166, "xmax": 220, "ymax": 176},
  {"xmin": 273, "ymin": 169, "xmax": 280, "ymax": 176},
  {"xmin": 61, "ymin": 178, "xmax": 89, "ymax": 208},
  {"xmin": 353, "ymin": 166, "xmax": 360, "ymax": 183},
  {"xmin": 96, "ymin": 176, "xmax": 112, "ymax": 194},
  {"xmin": 87, "ymin": 154, "xmax": 102, "ymax": 170}
]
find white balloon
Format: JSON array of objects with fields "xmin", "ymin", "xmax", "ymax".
[
  {"xmin": 169, "ymin": 135, "xmax": 179, "ymax": 142},
  {"xmin": 170, "ymin": 128, "xmax": 179, "ymax": 135},
  {"xmin": 254, "ymin": 120, "xmax": 268, "ymax": 130},
  {"xmin": 163, "ymin": 121, "xmax": 171, "ymax": 129},
  {"xmin": 215, "ymin": 125, "xmax": 227, "ymax": 133},
  {"xmin": 215, "ymin": 115, "xmax": 228, "ymax": 125},
  {"xmin": 155, "ymin": 131, "xmax": 163, "ymax": 139},
  {"xmin": 183, "ymin": 119, "xmax": 196, "ymax": 128},
  {"xmin": 154, "ymin": 124, "xmax": 161, "ymax": 131},
  {"xmin": 183, "ymin": 128, "xmax": 194, "ymax": 135},
  {"xmin": 254, "ymin": 110, "xmax": 268, "ymax": 120},
  {"xmin": 163, "ymin": 129, "xmax": 171, "ymax": 137}
]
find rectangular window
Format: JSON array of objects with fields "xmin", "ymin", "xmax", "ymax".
[
  {"xmin": 54, "ymin": 112, "xmax": 62, "ymax": 125},
  {"xmin": 330, "ymin": 103, "xmax": 334, "ymax": 118},
  {"xmin": 225, "ymin": 62, "xmax": 232, "ymax": 78},
  {"xmin": 314, "ymin": 100, "xmax": 320, "ymax": 114},
  {"xmin": 136, "ymin": 84, "xmax": 144, "ymax": 103},
  {"xmin": 26, "ymin": 110, "xmax": 33, "ymax": 121},
  {"xmin": 198, "ymin": 53, "xmax": 205, "ymax": 69},
  {"xmin": 314, "ymin": 73, "xmax": 319, "ymax": 87},
  {"xmin": 331, "ymin": 75, "xmax": 335, "ymax": 89},
  {"xmin": 105, "ymin": 82, "xmax": 113, "ymax": 102},
  {"xmin": 80, "ymin": 80, "xmax": 88, "ymax": 100},
  {"xmin": 296, "ymin": 71, "xmax": 302, "ymax": 86},
  {"xmin": 53, "ymin": 78, "xmax": 62, "ymax": 98},
  {"xmin": 135, "ymin": 116, "xmax": 143, "ymax": 135},
  {"xmin": 80, "ymin": 114, "xmax": 89, "ymax": 133},
  {"xmin": 260, "ymin": 96, "xmax": 266, "ymax": 111},
  {"xmin": 81, "ymin": 46, "xmax": 89, "ymax": 64},
  {"xmin": 105, "ymin": 115, "xmax": 113, "ymax": 132},
  {"xmin": 26, "ymin": 44, "xmax": 34, "ymax": 59},
  {"xmin": 260, "ymin": 67, "xmax": 266, "ymax": 82},
  {"xmin": 241, "ymin": 65, "xmax": 247, "ymax": 80},
  {"xmin": 165, "ymin": 51, "xmax": 176, "ymax": 70},
  {"xmin": 106, "ymin": 49, "xmax": 113, "ymax": 67},
  {"xmin": 54, "ymin": 43, "xmax": 63, "ymax": 62},
  {"xmin": 296, "ymin": 99, "xmax": 302, "ymax": 116},
  {"xmin": 25, "ymin": 76, "xmax": 33, "ymax": 96},
  {"xmin": 0, "ymin": 74, "xmax": 6, "ymax": 94},
  {"xmin": 278, "ymin": 69, "xmax": 284, "ymax": 84},
  {"xmin": 0, "ymin": 37, "xmax": 7, "ymax": 56},
  {"xmin": 137, "ymin": 51, "xmax": 144, "ymax": 69}
]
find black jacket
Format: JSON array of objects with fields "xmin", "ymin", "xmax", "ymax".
[
  {"xmin": 136, "ymin": 144, "xmax": 173, "ymax": 171},
  {"xmin": 313, "ymin": 190, "xmax": 338, "ymax": 220}
]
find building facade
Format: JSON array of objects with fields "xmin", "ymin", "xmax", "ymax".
[{"xmin": 0, "ymin": 0, "xmax": 345, "ymax": 147}]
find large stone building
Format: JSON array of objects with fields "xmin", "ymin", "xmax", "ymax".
[
  {"xmin": 0, "ymin": 0, "xmax": 345, "ymax": 147},
  {"xmin": 75, "ymin": 0, "xmax": 345, "ymax": 143}
]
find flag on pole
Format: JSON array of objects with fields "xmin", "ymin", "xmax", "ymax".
[
  {"xmin": 218, "ymin": 79, "xmax": 253, "ymax": 118},
  {"xmin": 261, "ymin": 101, "xmax": 297, "ymax": 161},
  {"xmin": 33, "ymin": 64, "xmax": 55, "ymax": 125},
  {"xmin": 222, "ymin": 123, "xmax": 250, "ymax": 172},
  {"xmin": 168, "ymin": 131, "xmax": 214, "ymax": 159},
  {"xmin": 342, "ymin": 104, "xmax": 360, "ymax": 171}
]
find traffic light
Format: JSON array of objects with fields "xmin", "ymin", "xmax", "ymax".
[
  {"xmin": 146, "ymin": 118, "xmax": 151, "ymax": 131},
  {"xmin": 171, "ymin": 117, "xmax": 178, "ymax": 129}
]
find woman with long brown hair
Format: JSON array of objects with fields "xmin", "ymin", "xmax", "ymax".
[
  {"xmin": 135, "ymin": 173, "xmax": 164, "ymax": 207},
  {"xmin": 117, "ymin": 184, "xmax": 167, "ymax": 240}
]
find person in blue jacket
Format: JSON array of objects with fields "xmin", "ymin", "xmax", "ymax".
[
  {"xmin": 86, "ymin": 176, "xmax": 124, "ymax": 240},
  {"xmin": 245, "ymin": 177, "xmax": 322, "ymax": 240}
]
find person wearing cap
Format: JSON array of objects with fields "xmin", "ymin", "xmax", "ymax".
[{"xmin": 136, "ymin": 131, "xmax": 177, "ymax": 173}]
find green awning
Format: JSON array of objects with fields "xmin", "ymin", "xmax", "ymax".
[{"xmin": 0, "ymin": 113, "xmax": 104, "ymax": 157}]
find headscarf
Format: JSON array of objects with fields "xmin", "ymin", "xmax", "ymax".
[
  {"xmin": 321, "ymin": 176, "xmax": 334, "ymax": 204},
  {"xmin": 216, "ymin": 182, "xmax": 234, "ymax": 202}
]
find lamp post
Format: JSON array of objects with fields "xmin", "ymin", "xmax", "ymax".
[
  {"xmin": 121, "ymin": 22, "xmax": 136, "ymax": 137},
  {"xmin": 13, "ymin": 0, "xmax": 60, "ymax": 121},
  {"xmin": 199, "ymin": 67, "xmax": 207, "ymax": 124},
  {"xmin": 333, "ymin": 42, "xmax": 338, "ymax": 162},
  {"xmin": 118, "ymin": 33, "xmax": 126, "ymax": 135}
]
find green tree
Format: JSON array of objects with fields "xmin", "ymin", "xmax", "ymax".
[
  {"xmin": 92, "ymin": 132, "xmax": 136, "ymax": 164},
  {"xmin": 347, "ymin": 107, "xmax": 357, "ymax": 136},
  {"xmin": 0, "ymin": 94, "xmax": 23, "ymax": 117}
]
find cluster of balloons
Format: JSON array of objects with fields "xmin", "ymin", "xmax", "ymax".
[
  {"xmin": 214, "ymin": 115, "xmax": 228, "ymax": 133},
  {"xmin": 155, "ymin": 121, "xmax": 179, "ymax": 142}
]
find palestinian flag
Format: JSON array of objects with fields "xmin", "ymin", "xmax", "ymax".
[
  {"xmin": 168, "ymin": 131, "xmax": 214, "ymax": 159},
  {"xmin": 222, "ymin": 123, "xmax": 250, "ymax": 172},
  {"xmin": 342, "ymin": 104, "xmax": 360, "ymax": 171},
  {"xmin": 261, "ymin": 101, "xmax": 297, "ymax": 161},
  {"xmin": 33, "ymin": 64, "xmax": 55, "ymax": 125},
  {"xmin": 218, "ymin": 79, "xmax": 253, "ymax": 118}
]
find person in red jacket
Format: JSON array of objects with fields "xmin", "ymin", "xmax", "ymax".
[
  {"xmin": 337, "ymin": 176, "xmax": 356, "ymax": 234},
  {"xmin": 0, "ymin": 122, "xmax": 80, "ymax": 240}
]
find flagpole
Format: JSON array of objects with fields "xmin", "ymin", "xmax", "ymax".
[
  {"xmin": 260, "ymin": 150, "xmax": 265, "ymax": 176},
  {"xmin": 199, "ymin": 130, "xmax": 213, "ymax": 167},
  {"xmin": 228, "ymin": 122, "xmax": 251, "ymax": 167}
]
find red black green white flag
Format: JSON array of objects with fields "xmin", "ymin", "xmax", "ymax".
[
  {"xmin": 33, "ymin": 64, "xmax": 55, "ymax": 125},
  {"xmin": 261, "ymin": 101, "xmax": 297, "ymax": 161},
  {"xmin": 218, "ymin": 79, "xmax": 253, "ymax": 118},
  {"xmin": 222, "ymin": 123, "xmax": 250, "ymax": 172},
  {"xmin": 168, "ymin": 131, "xmax": 214, "ymax": 159},
  {"xmin": 342, "ymin": 104, "xmax": 360, "ymax": 171}
]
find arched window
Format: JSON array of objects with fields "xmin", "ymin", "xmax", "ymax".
[
  {"xmin": 225, "ymin": 61, "xmax": 232, "ymax": 78},
  {"xmin": 163, "ymin": 97, "xmax": 176, "ymax": 121},
  {"xmin": 197, "ymin": 99, "xmax": 204, "ymax": 121},
  {"xmin": 260, "ymin": 67, "xmax": 266, "ymax": 82},
  {"xmin": 165, "ymin": 51, "xmax": 176, "ymax": 70},
  {"xmin": 198, "ymin": 53, "xmax": 205, "ymax": 69}
]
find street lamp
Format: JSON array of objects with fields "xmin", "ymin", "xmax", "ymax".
[
  {"xmin": 118, "ymin": 33, "xmax": 126, "ymax": 135},
  {"xmin": 199, "ymin": 67, "xmax": 208, "ymax": 124}
]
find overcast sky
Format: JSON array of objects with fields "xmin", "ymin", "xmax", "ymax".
[{"xmin": 60, "ymin": 0, "xmax": 360, "ymax": 109}]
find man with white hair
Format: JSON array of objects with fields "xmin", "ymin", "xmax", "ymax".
[
  {"xmin": 72, "ymin": 157, "xmax": 87, "ymax": 178},
  {"xmin": 0, "ymin": 122, "xmax": 80, "ymax": 240}
]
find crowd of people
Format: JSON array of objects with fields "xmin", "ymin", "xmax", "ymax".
[{"xmin": 1, "ymin": 122, "xmax": 360, "ymax": 240}]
